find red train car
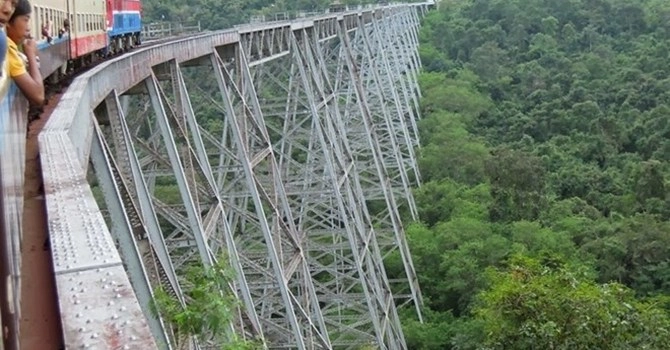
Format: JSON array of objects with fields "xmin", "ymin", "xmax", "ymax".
[{"xmin": 30, "ymin": 0, "xmax": 143, "ymax": 79}]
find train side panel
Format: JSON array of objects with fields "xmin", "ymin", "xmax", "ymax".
[{"xmin": 67, "ymin": 0, "xmax": 107, "ymax": 59}]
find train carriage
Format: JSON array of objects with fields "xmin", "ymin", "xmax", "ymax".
[
  {"xmin": 67, "ymin": 0, "xmax": 107, "ymax": 63},
  {"xmin": 29, "ymin": 0, "xmax": 70, "ymax": 79},
  {"xmin": 30, "ymin": 0, "xmax": 106, "ymax": 77},
  {"xmin": 27, "ymin": 0, "xmax": 143, "ymax": 79}
]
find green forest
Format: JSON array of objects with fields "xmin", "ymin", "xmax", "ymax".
[{"xmin": 403, "ymin": 0, "xmax": 670, "ymax": 348}]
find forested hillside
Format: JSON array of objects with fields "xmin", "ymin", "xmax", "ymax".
[{"xmin": 404, "ymin": 0, "xmax": 670, "ymax": 348}]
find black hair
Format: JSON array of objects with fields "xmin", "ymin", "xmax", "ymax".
[{"xmin": 9, "ymin": 0, "xmax": 31, "ymax": 23}]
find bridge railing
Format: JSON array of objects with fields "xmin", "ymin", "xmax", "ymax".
[{"xmin": 141, "ymin": 21, "xmax": 203, "ymax": 41}]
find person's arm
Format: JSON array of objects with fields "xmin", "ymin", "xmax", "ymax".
[{"xmin": 13, "ymin": 39, "xmax": 44, "ymax": 105}]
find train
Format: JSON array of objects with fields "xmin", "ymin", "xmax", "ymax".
[{"xmin": 30, "ymin": 0, "xmax": 143, "ymax": 80}]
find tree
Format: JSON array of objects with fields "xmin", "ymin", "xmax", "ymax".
[
  {"xmin": 468, "ymin": 41, "xmax": 506, "ymax": 82},
  {"xmin": 152, "ymin": 257, "xmax": 259, "ymax": 349},
  {"xmin": 634, "ymin": 160, "xmax": 666, "ymax": 204},
  {"xmin": 473, "ymin": 255, "xmax": 670, "ymax": 349},
  {"xmin": 541, "ymin": 16, "xmax": 559, "ymax": 36},
  {"xmin": 485, "ymin": 148, "xmax": 547, "ymax": 222},
  {"xmin": 580, "ymin": 215, "xmax": 670, "ymax": 296}
]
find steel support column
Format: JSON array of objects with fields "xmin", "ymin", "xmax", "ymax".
[
  {"xmin": 90, "ymin": 121, "xmax": 172, "ymax": 349},
  {"xmin": 145, "ymin": 74, "xmax": 214, "ymax": 267}
]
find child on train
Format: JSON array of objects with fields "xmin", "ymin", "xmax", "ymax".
[
  {"xmin": 0, "ymin": 0, "xmax": 19, "ymax": 79},
  {"xmin": 0, "ymin": 0, "xmax": 17, "ymax": 27},
  {"xmin": 5, "ymin": 0, "xmax": 44, "ymax": 105}
]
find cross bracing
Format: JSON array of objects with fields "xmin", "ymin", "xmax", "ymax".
[{"xmin": 37, "ymin": 3, "xmax": 433, "ymax": 349}]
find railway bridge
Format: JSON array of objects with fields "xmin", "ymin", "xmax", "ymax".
[{"xmin": 0, "ymin": 2, "xmax": 433, "ymax": 349}]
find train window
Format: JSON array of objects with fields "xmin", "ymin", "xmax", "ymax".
[
  {"xmin": 45, "ymin": 8, "xmax": 50, "ymax": 37},
  {"xmin": 47, "ymin": 8, "xmax": 51, "ymax": 40},
  {"xmin": 33, "ymin": 6, "xmax": 39, "ymax": 37},
  {"xmin": 48, "ymin": 10, "xmax": 54, "ymax": 39},
  {"xmin": 49, "ymin": 10, "xmax": 54, "ymax": 33},
  {"xmin": 43, "ymin": 8, "xmax": 47, "ymax": 39},
  {"xmin": 47, "ymin": 8, "xmax": 52, "ymax": 38},
  {"xmin": 43, "ymin": 8, "xmax": 48, "ymax": 38}
]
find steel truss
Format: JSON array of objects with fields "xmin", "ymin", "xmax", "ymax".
[{"xmin": 44, "ymin": 3, "xmax": 431, "ymax": 350}]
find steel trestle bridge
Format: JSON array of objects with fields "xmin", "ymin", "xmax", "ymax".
[{"xmin": 1, "ymin": 2, "xmax": 433, "ymax": 349}]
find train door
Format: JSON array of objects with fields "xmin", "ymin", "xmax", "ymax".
[{"xmin": 65, "ymin": 0, "xmax": 74, "ymax": 61}]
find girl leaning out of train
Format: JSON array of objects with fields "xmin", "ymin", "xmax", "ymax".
[{"xmin": 5, "ymin": 0, "xmax": 44, "ymax": 106}]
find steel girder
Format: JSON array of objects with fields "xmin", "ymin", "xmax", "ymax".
[{"xmin": 333, "ymin": 9, "xmax": 424, "ymax": 319}]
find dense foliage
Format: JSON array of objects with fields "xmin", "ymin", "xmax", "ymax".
[
  {"xmin": 404, "ymin": 0, "xmax": 670, "ymax": 348},
  {"xmin": 152, "ymin": 258, "xmax": 260, "ymax": 349}
]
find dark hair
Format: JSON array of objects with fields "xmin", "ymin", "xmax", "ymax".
[{"xmin": 9, "ymin": 0, "xmax": 31, "ymax": 23}]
